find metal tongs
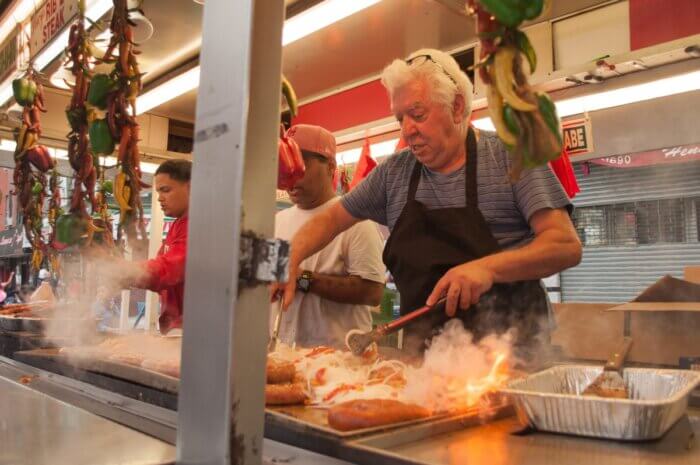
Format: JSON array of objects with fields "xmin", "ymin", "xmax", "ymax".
[
  {"xmin": 346, "ymin": 298, "xmax": 447, "ymax": 356},
  {"xmin": 268, "ymin": 300, "xmax": 283, "ymax": 352}
]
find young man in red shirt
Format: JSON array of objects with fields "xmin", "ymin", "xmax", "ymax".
[{"xmin": 135, "ymin": 159, "xmax": 191, "ymax": 334}]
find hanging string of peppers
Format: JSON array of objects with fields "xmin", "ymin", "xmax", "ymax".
[
  {"xmin": 92, "ymin": 0, "xmax": 146, "ymax": 245},
  {"xmin": 59, "ymin": 0, "xmax": 105, "ymax": 251},
  {"xmin": 47, "ymin": 165, "xmax": 62, "ymax": 272},
  {"xmin": 469, "ymin": 0, "xmax": 563, "ymax": 181},
  {"xmin": 12, "ymin": 69, "xmax": 55, "ymax": 270}
]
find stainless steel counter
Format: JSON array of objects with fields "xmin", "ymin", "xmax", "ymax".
[
  {"xmin": 0, "ymin": 357, "xmax": 354, "ymax": 465},
  {"xmin": 0, "ymin": 374, "xmax": 176, "ymax": 465},
  {"xmin": 5, "ymin": 351, "xmax": 699, "ymax": 465},
  {"xmin": 347, "ymin": 412, "xmax": 699, "ymax": 465}
]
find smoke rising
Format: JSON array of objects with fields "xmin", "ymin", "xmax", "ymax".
[
  {"xmin": 41, "ymin": 253, "xmax": 154, "ymax": 352},
  {"xmin": 402, "ymin": 319, "xmax": 514, "ymax": 412}
]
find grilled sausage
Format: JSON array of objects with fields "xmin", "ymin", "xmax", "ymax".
[
  {"xmin": 265, "ymin": 382, "xmax": 307, "ymax": 406},
  {"xmin": 266, "ymin": 359, "xmax": 296, "ymax": 384},
  {"xmin": 328, "ymin": 399, "xmax": 430, "ymax": 431}
]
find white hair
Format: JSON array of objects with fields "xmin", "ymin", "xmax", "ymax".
[{"xmin": 381, "ymin": 48, "xmax": 473, "ymax": 134}]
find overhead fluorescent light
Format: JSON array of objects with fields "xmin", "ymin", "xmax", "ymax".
[
  {"xmin": 2, "ymin": 0, "xmax": 381, "ymax": 112},
  {"xmin": 137, "ymin": 66, "xmax": 200, "ymax": 115},
  {"xmin": 336, "ymin": 138, "xmax": 398, "ymax": 166},
  {"xmin": 472, "ymin": 69, "xmax": 700, "ymax": 131},
  {"xmin": 101, "ymin": 155, "xmax": 159, "ymax": 173},
  {"xmin": 554, "ymin": 69, "xmax": 700, "ymax": 117},
  {"xmin": 282, "ymin": 0, "xmax": 381, "ymax": 46},
  {"xmin": 136, "ymin": 0, "xmax": 383, "ymax": 114}
]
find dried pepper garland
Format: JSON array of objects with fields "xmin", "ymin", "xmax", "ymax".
[
  {"xmin": 12, "ymin": 69, "xmax": 55, "ymax": 270},
  {"xmin": 469, "ymin": 0, "xmax": 563, "ymax": 181},
  {"xmin": 58, "ymin": 0, "xmax": 105, "ymax": 250},
  {"xmin": 97, "ymin": 0, "xmax": 147, "ymax": 244}
]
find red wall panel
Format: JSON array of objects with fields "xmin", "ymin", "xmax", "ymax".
[
  {"xmin": 629, "ymin": 0, "xmax": 700, "ymax": 50},
  {"xmin": 292, "ymin": 79, "xmax": 391, "ymax": 133}
]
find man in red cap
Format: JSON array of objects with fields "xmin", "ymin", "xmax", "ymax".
[{"xmin": 273, "ymin": 124, "xmax": 386, "ymax": 348}]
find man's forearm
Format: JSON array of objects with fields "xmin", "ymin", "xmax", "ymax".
[
  {"xmin": 477, "ymin": 228, "xmax": 582, "ymax": 283},
  {"xmin": 307, "ymin": 272, "xmax": 384, "ymax": 306}
]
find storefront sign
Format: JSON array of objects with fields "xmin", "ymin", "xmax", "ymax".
[
  {"xmin": 591, "ymin": 143, "xmax": 700, "ymax": 168},
  {"xmin": 0, "ymin": 226, "xmax": 24, "ymax": 257},
  {"xmin": 0, "ymin": 31, "xmax": 18, "ymax": 83},
  {"xmin": 563, "ymin": 117, "xmax": 594, "ymax": 157},
  {"xmin": 30, "ymin": 0, "xmax": 78, "ymax": 58}
]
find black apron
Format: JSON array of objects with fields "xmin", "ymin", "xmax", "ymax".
[{"xmin": 382, "ymin": 127, "xmax": 549, "ymax": 358}]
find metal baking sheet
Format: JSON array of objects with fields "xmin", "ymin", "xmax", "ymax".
[
  {"xmin": 349, "ymin": 401, "xmax": 514, "ymax": 447},
  {"xmin": 0, "ymin": 314, "xmax": 95, "ymax": 333},
  {"xmin": 14, "ymin": 348, "xmax": 179, "ymax": 394},
  {"xmin": 502, "ymin": 364, "xmax": 700, "ymax": 440},
  {"xmin": 266, "ymin": 401, "xmax": 514, "ymax": 465},
  {"xmin": 266, "ymin": 395, "xmax": 512, "ymax": 440}
]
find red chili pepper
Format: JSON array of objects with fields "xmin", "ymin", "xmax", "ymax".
[
  {"xmin": 26, "ymin": 145, "xmax": 55, "ymax": 172},
  {"xmin": 323, "ymin": 383, "xmax": 360, "ymax": 402},
  {"xmin": 305, "ymin": 346, "xmax": 335, "ymax": 358},
  {"xmin": 277, "ymin": 125, "xmax": 305, "ymax": 191},
  {"xmin": 314, "ymin": 368, "xmax": 327, "ymax": 386}
]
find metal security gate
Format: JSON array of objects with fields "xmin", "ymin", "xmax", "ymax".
[{"xmin": 561, "ymin": 160, "xmax": 700, "ymax": 302}]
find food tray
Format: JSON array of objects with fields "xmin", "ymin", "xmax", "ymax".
[{"xmin": 502, "ymin": 365, "xmax": 700, "ymax": 440}]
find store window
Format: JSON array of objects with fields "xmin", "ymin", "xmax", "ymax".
[{"xmin": 573, "ymin": 197, "xmax": 698, "ymax": 246}]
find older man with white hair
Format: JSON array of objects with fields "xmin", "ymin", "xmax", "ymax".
[{"xmin": 277, "ymin": 49, "xmax": 581, "ymax": 358}]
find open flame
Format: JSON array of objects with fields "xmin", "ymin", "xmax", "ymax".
[
  {"xmin": 442, "ymin": 352, "xmax": 509, "ymax": 411},
  {"xmin": 402, "ymin": 321, "xmax": 514, "ymax": 413}
]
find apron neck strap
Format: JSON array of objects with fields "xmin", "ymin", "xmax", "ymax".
[
  {"xmin": 407, "ymin": 126, "xmax": 479, "ymax": 205},
  {"xmin": 465, "ymin": 126, "xmax": 478, "ymax": 207}
]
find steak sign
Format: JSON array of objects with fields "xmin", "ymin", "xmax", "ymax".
[{"xmin": 30, "ymin": 0, "xmax": 79, "ymax": 59}]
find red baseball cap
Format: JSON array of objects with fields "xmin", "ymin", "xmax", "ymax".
[{"xmin": 287, "ymin": 124, "xmax": 336, "ymax": 160}]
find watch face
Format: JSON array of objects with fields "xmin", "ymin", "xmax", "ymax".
[{"xmin": 297, "ymin": 277, "xmax": 310, "ymax": 292}]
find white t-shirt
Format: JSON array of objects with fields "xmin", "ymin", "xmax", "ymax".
[{"xmin": 273, "ymin": 198, "xmax": 386, "ymax": 348}]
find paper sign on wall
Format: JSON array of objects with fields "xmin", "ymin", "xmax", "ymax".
[{"xmin": 562, "ymin": 116, "xmax": 594, "ymax": 157}]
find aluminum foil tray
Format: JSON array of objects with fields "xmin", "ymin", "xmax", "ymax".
[{"xmin": 502, "ymin": 365, "xmax": 700, "ymax": 440}]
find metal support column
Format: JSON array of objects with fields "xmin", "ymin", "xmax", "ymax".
[{"xmin": 177, "ymin": 1, "xmax": 285, "ymax": 464}]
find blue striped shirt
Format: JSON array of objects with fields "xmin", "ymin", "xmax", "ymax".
[{"xmin": 341, "ymin": 132, "xmax": 571, "ymax": 249}]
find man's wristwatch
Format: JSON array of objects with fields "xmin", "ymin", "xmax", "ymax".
[{"xmin": 296, "ymin": 270, "xmax": 313, "ymax": 293}]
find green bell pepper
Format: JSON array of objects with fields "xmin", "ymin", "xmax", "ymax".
[
  {"xmin": 12, "ymin": 78, "xmax": 37, "ymax": 107},
  {"xmin": 32, "ymin": 182, "xmax": 43, "ymax": 195},
  {"xmin": 89, "ymin": 119, "xmax": 115, "ymax": 155},
  {"xmin": 478, "ymin": 0, "xmax": 525, "ymax": 28},
  {"xmin": 87, "ymin": 74, "xmax": 115, "ymax": 110},
  {"xmin": 502, "ymin": 104, "xmax": 520, "ymax": 136},
  {"xmin": 100, "ymin": 179, "xmax": 114, "ymax": 194},
  {"xmin": 521, "ymin": 0, "xmax": 544, "ymax": 20},
  {"xmin": 56, "ymin": 214, "xmax": 86, "ymax": 246},
  {"xmin": 66, "ymin": 107, "xmax": 87, "ymax": 131}
]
